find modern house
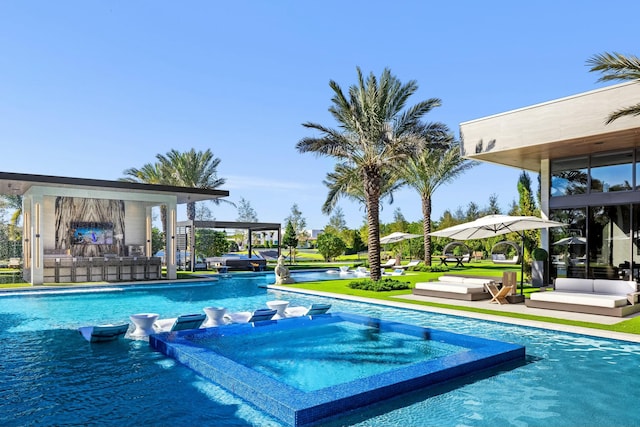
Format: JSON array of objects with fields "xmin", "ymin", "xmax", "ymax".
[
  {"xmin": 460, "ymin": 81, "xmax": 640, "ymax": 281},
  {"xmin": 0, "ymin": 171, "xmax": 229, "ymax": 285}
]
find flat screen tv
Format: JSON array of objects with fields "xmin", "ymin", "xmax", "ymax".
[{"xmin": 70, "ymin": 222, "xmax": 114, "ymax": 245}]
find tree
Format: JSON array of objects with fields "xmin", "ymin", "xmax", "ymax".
[
  {"xmin": 121, "ymin": 162, "xmax": 171, "ymax": 236},
  {"xmin": 326, "ymin": 206, "xmax": 347, "ymax": 233},
  {"xmin": 400, "ymin": 139, "xmax": 475, "ymax": 265},
  {"xmin": 316, "ymin": 232, "xmax": 347, "ymax": 262},
  {"xmin": 517, "ymin": 171, "xmax": 540, "ymax": 279},
  {"xmin": 298, "ymin": 67, "xmax": 441, "ymax": 280},
  {"xmin": 1, "ymin": 195, "xmax": 22, "ymax": 242},
  {"xmin": 350, "ymin": 229, "xmax": 366, "ymax": 256},
  {"xmin": 485, "ymin": 193, "xmax": 502, "ymax": 215},
  {"xmin": 282, "ymin": 220, "xmax": 298, "ymax": 262},
  {"xmin": 285, "ymin": 204, "xmax": 307, "ymax": 257},
  {"xmin": 587, "ymin": 52, "xmax": 640, "ymax": 123},
  {"xmin": 195, "ymin": 229, "xmax": 229, "ymax": 257},
  {"xmin": 156, "ymin": 148, "xmax": 229, "ymax": 220},
  {"xmin": 236, "ymin": 197, "xmax": 259, "ymax": 248}
]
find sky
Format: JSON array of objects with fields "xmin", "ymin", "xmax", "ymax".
[{"xmin": 1, "ymin": 1, "xmax": 639, "ymax": 230}]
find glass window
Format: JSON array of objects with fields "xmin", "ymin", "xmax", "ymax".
[
  {"xmin": 550, "ymin": 208, "xmax": 587, "ymax": 279},
  {"xmin": 588, "ymin": 205, "xmax": 630, "ymax": 279},
  {"xmin": 590, "ymin": 151, "xmax": 633, "ymax": 193},
  {"xmin": 550, "ymin": 157, "xmax": 588, "ymax": 197}
]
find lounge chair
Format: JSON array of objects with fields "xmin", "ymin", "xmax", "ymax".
[
  {"xmin": 381, "ymin": 259, "xmax": 398, "ymax": 269},
  {"xmin": 154, "ymin": 313, "xmax": 207, "ymax": 332},
  {"xmin": 224, "ymin": 308, "xmax": 277, "ymax": 324},
  {"xmin": 398, "ymin": 260, "xmax": 421, "ymax": 270},
  {"xmin": 284, "ymin": 303, "xmax": 332, "ymax": 317},
  {"xmin": 78, "ymin": 323, "xmax": 129, "ymax": 343}
]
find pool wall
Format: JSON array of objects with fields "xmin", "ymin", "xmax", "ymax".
[{"xmin": 149, "ymin": 313, "xmax": 525, "ymax": 427}]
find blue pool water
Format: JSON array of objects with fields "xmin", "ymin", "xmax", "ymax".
[{"xmin": 1, "ymin": 275, "xmax": 640, "ymax": 426}]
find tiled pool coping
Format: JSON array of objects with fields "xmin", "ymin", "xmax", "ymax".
[{"xmin": 149, "ymin": 313, "xmax": 525, "ymax": 427}]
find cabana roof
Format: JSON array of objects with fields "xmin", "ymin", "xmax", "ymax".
[{"xmin": 0, "ymin": 171, "xmax": 228, "ymax": 204}]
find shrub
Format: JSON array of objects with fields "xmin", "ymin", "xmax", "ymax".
[
  {"xmin": 347, "ymin": 277, "xmax": 410, "ymax": 291},
  {"xmin": 532, "ymin": 248, "xmax": 549, "ymax": 261},
  {"xmin": 417, "ymin": 264, "xmax": 449, "ymax": 273}
]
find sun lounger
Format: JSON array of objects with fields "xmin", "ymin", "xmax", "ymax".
[
  {"xmin": 397, "ymin": 260, "xmax": 422, "ymax": 270},
  {"xmin": 284, "ymin": 303, "xmax": 332, "ymax": 317},
  {"xmin": 224, "ymin": 308, "xmax": 277, "ymax": 324},
  {"xmin": 380, "ymin": 259, "xmax": 397, "ymax": 269},
  {"xmin": 412, "ymin": 275, "xmax": 493, "ymax": 301},
  {"xmin": 154, "ymin": 313, "xmax": 207, "ymax": 332},
  {"xmin": 78, "ymin": 323, "xmax": 129, "ymax": 343}
]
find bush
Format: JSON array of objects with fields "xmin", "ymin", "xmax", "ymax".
[
  {"xmin": 532, "ymin": 248, "xmax": 549, "ymax": 261},
  {"xmin": 417, "ymin": 264, "xmax": 449, "ymax": 273},
  {"xmin": 347, "ymin": 277, "xmax": 410, "ymax": 291}
]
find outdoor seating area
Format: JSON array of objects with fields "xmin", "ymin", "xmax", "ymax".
[{"xmin": 526, "ymin": 278, "xmax": 640, "ymax": 317}]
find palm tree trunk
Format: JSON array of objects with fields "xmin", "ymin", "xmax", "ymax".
[
  {"xmin": 421, "ymin": 194, "xmax": 432, "ymax": 266},
  {"xmin": 364, "ymin": 168, "xmax": 382, "ymax": 281}
]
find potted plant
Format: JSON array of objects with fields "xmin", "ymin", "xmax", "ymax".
[{"xmin": 531, "ymin": 247, "xmax": 548, "ymax": 287}]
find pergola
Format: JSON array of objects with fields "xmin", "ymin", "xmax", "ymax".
[{"xmin": 176, "ymin": 220, "xmax": 281, "ymax": 270}]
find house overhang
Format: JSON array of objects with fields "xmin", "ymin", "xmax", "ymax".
[{"xmin": 459, "ymin": 81, "xmax": 640, "ymax": 171}]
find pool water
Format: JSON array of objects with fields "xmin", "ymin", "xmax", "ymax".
[
  {"xmin": 195, "ymin": 320, "xmax": 465, "ymax": 392},
  {"xmin": 1, "ymin": 275, "xmax": 640, "ymax": 426}
]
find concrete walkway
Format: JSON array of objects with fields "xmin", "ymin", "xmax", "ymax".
[{"xmin": 267, "ymin": 285, "xmax": 640, "ymax": 343}]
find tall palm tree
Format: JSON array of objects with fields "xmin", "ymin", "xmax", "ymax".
[
  {"xmin": 400, "ymin": 137, "xmax": 476, "ymax": 265},
  {"xmin": 156, "ymin": 148, "xmax": 228, "ymax": 220},
  {"xmin": 321, "ymin": 162, "xmax": 404, "ymax": 215},
  {"xmin": 121, "ymin": 162, "xmax": 170, "ymax": 235},
  {"xmin": 297, "ymin": 67, "xmax": 441, "ymax": 280},
  {"xmin": 587, "ymin": 52, "xmax": 640, "ymax": 123}
]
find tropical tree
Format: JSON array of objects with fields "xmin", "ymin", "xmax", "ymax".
[
  {"xmin": 156, "ymin": 148, "xmax": 229, "ymax": 220},
  {"xmin": 121, "ymin": 162, "xmax": 169, "ymax": 235},
  {"xmin": 587, "ymin": 52, "xmax": 640, "ymax": 123},
  {"xmin": 316, "ymin": 232, "xmax": 347, "ymax": 262},
  {"xmin": 321, "ymin": 162, "xmax": 404, "ymax": 216},
  {"xmin": 297, "ymin": 67, "xmax": 441, "ymax": 280},
  {"xmin": 400, "ymin": 139, "xmax": 476, "ymax": 265}
]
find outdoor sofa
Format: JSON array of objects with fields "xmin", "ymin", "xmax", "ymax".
[
  {"xmin": 526, "ymin": 277, "xmax": 640, "ymax": 317},
  {"xmin": 412, "ymin": 275, "xmax": 493, "ymax": 301}
]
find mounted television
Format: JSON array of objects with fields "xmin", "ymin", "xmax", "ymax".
[{"xmin": 70, "ymin": 222, "xmax": 114, "ymax": 245}]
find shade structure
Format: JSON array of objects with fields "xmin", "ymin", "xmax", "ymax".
[
  {"xmin": 429, "ymin": 215, "xmax": 566, "ymax": 293},
  {"xmin": 380, "ymin": 232, "xmax": 421, "ymax": 244}
]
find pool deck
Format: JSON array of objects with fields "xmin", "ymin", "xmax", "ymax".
[{"xmin": 267, "ymin": 285, "xmax": 640, "ymax": 343}]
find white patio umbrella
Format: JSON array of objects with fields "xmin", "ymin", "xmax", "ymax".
[
  {"xmin": 380, "ymin": 232, "xmax": 421, "ymax": 244},
  {"xmin": 429, "ymin": 214, "xmax": 566, "ymax": 294},
  {"xmin": 380, "ymin": 232, "xmax": 421, "ymax": 261}
]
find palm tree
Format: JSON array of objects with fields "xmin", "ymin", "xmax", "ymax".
[
  {"xmin": 121, "ymin": 162, "xmax": 170, "ymax": 235},
  {"xmin": 400, "ymin": 137, "xmax": 476, "ymax": 265},
  {"xmin": 156, "ymin": 148, "xmax": 229, "ymax": 220},
  {"xmin": 297, "ymin": 67, "xmax": 442, "ymax": 280},
  {"xmin": 587, "ymin": 52, "xmax": 640, "ymax": 123},
  {"xmin": 321, "ymin": 162, "xmax": 404, "ymax": 215}
]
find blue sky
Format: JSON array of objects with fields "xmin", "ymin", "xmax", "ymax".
[{"xmin": 1, "ymin": 1, "xmax": 638, "ymax": 229}]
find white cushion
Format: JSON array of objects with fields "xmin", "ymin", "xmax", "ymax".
[
  {"xmin": 530, "ymin": 291, "xmax": 628, "ymax": 308},
  {"xmin": 437, "ymin": 276, "xmax": 464, "ymax": 283},
  {"xmin": 554, "ymin": 278, "xmax": 594, "ymax": 293},
  {"xmin": 415, "ymin": 282, "xmax": 486, "ymax": 294},
  {"xmin": 593, "ymin": 279, "xmax": 637, "ymax": 295}
]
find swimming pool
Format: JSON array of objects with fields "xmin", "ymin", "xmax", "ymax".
[{"xmin": 1, "ymin": 275, "xmax": 640, "ymax": 426}]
